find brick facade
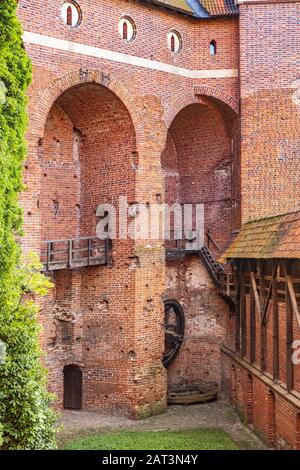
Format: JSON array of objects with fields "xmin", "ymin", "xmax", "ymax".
[{"xmin": 16, "ymin": 0, "xmax": 300, "ymax": 447}]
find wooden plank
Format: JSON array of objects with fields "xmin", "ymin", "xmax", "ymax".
[
  {"xmin": 272, "ymin": 269, "xmax": 279, "ymax": 381},
  {"xmin": 249, "ymin": 270, "xmax": 262, "ymax": 320},
  {"xmin": 240, "ymin": 264, "xmax": 246, "ymax": 357},
  {"xmin": 282, "ymin": 264, "xmax": 300, "ymax": 329},
  {"xmin": 235, "ymin": 262, "xmax": 241, "ymax": 354},
  {"xmin": 250, "ymin": 272, "xmax": 256, "ymax": 365},
  {"xmin": 259, "ymin": 261, "xmax": 267, "ymax": 372},
  {"xmin": 284, "ymin": 261, "xmax": 294, "ymax": 392},
  {"xmin": 261, "ymin": 261, "xmax": 278, "ymax": 325}
]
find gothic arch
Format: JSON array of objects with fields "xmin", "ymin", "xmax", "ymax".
[
  {"xmin": 164, "ymin": 88, "xmax": 239, "ymax": 130},
  {"xmin": 28, "ymin": 68, "xmax": 167, "ymax": 154}
]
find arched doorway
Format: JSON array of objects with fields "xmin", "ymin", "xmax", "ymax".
[{"xmin": 63, "ymin": 365, "xmax": 82, "ymax": 410}]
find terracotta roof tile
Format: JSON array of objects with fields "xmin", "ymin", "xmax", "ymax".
[
  {"xmin": 138, "ymin": 0, "xmax": 238, "ymax": 17},
  {"xmin": 200, "ymin": 0, "xmax": 238, "ymax": 16},
  {"xmin": 141, "ymin": 0, "xmax": 194, "ymax": 15},
  {"xmin": 220, "ymin": 210, "xmax": 300, "ymax": 262}
]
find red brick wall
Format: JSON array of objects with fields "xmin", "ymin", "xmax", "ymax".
[
  {"xmin": 166, "ymin": 257, "xmax": 229, "ymax": 390},
  {"xmin": 17, "ymin": 0, "xmax": 240, "ymax": 417},
  {"xmin": 220, "ymin": 0, "xmax": 300, "ymax": 448},
  {"xmin": 239, "ymin": 0, "xmax": 300, "ymax": 223},
  {"xmin": 222, "ymin": 353, "xmax": 300, "ymax": 449},
  {"xmin": 222, "ymin": 287, "xmax": 300, "ymax": 448},
  {"xmin": 161, "ymin": 97, "xmax": 237, "ymax": 390},
  {"xmin": 162, "ymin": 101, "xmax": 236, "ymax": 249}
]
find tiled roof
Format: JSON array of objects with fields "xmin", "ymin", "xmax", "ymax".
[
  {"xmin": 143, "ymin": 0, "xmax": 194, "ymax": 15},
  {"xmin": 139, "ymin": 0, "xmax": 238, "ymax": 17},
  {"xmin": 200, "ymin": 0, "xmax": 239, "ymax": 16},
  {"xmin": 220, "ymin": 210, "xmax": 300, "ymax": 262}
]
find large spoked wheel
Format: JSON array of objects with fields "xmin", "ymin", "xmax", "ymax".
[{"xmin": 163, "ymin": 299, "xmax": 185, "ymax": 368}]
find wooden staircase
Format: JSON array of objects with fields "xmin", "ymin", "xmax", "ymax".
[{"xmin": 199, "ymin": 245, "xmax": 235, "ymax": 309}]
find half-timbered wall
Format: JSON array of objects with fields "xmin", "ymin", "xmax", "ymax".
[{"xmin": 222, "ymin": 258, "xmax": 300, "ymax": 449}]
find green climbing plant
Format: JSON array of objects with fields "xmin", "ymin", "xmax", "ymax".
[{"xmin": 0, "ymin": 1, "xmax": 57, "ymax": 449}]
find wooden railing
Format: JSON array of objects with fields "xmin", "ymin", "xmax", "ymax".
[{"xmin": 42, "ymin": 236, "xmax": 111, "ymax": 272}]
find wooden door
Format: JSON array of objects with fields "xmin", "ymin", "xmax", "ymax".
[{"xmin": 63, "ymin": 365, "xmax": 82, "ymax": 410}]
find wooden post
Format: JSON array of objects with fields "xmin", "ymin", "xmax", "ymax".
[
  {"xmin": 235, "ymin": 261, "xmax": 241, "ymax": 354},
  {"xmin": 46, "ymin": 242, "xmax": 51, "ymax": 272},
  {"xmin": 285, "ymin": 260, "xmax": 294, "ymax": 392},
  {"xmin": 272, "ymin": 264, "xmax": 279, "ymax": 381},
  {"xmin": 250, "ymin": 263, "xmax": 256, "ymax": 365},
  {"xmin": 259, "ymin": 260, "xmax": 266, "ymax": 372},
  {"xmin": 240, "ymin": 262, "xmax": 246, "ymax": 357}
]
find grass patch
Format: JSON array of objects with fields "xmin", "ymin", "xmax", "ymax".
[{"xmin": 64, "ymin": 429, "xmax": 239, "ymax": 450}]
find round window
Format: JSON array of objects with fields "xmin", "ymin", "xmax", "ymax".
[
  {"xmin": 118, "ymin": 17, "xmax": 136, "ymax": 42},
  {"xmin": 167, "ymin": 30, "xmax": 182, "ymax": 54},
  {"xmin": 61, "ymin": 1, "xmax": 82, "ymax": 28}
]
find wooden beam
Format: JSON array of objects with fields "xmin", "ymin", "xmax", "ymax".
[
  {"xmin": 272, "ymin": 267, "xmax": 279, "ymax": 381},
  {"xmin": 282, "ymin": 263, "xmax": 300, "ymax": 329},
  {"xmin": 261, "ymin": 261, "xmax": 279, "ymax": 325},
  {"xmin": 259, "ymin": 260, "xmax": 267, "ymax": 372},
  {"xmin": 240, "ymin": 263, "xmax": 246, "ymax": 357},
  {"xmin": 249, "ymin": 270, "xmax": 262, "ymax": 321},
  {"xmin": 250, "ymin": 268, "xmax": 256, "ymax": 365},
  {"xmin": 235, "ymin": 261, "xmax": 241, "ymax": 354},
  {"xmin": 286, "ymin": 280, "xmax": 294, "ymax": 391}
]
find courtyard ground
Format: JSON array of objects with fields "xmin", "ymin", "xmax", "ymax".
[{"xmin": 59, "ymin": 397, "xmax": 266, "ymax": 450}]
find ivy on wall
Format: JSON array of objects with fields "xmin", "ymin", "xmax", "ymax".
[{"xmin": 0, "ymin": 1, "xmax": 56, "ymax": 449}]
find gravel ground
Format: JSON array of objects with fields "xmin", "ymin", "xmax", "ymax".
[{"xmin": 58, "ymin": 397, "xmax": 267, "ymax": 450}]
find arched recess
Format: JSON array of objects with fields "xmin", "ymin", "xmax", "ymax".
[
  {"xmin": 164, "ymin": 89, "xmax": 239, "ymax": 129},
  {"xmin": 162, "ymin": 92, "xmax": 240, "ymax": 254},
  {"xmin": 23, "ymin": 69, "xmax": 167, "ymax": 254},
  {"xmin": 39, "ymin": 81, "xmax": 137, "ymax": 243},
  {"xmin": 29, "ymin": 70, "xmax": 140, "ymax": 144}
]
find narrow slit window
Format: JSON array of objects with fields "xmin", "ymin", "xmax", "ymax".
[
  {"xmin": 66, "ymin": 6, "xmax": 73, "ymax": 26},
  {"xmin": 167, "ymin": 30, "xmax": 182, "ymax": 54},
  {"xmin": 118, "ymin": 17, "xmax": 136, "ymax": 42},
  {"xmin": 210, "ymin": 40, "xmax": 217, "ymax": 55},
  {"xmin": 171, "ymin": 35, "xmax": 175, "ymax": 53},
  {"xmin": 123, "ymin": 21, "xmax": 128, "ymax": 40},
  {"xmin": 62, "ymin": 2, "xmax": 82, "ymax": 28}
]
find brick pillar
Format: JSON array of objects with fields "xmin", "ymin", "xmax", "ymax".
[{"xmin": 128, "ymin": 96, "xmax": 168, "ymax": 418}]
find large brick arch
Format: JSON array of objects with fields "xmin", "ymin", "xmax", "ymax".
[
  {"xmin": 164, "ymin": 87, "xmax": 239, "ymax": 129},
  {"xmin": 28, "ymin": 68, "xmax": 167, "ymax": 154}
]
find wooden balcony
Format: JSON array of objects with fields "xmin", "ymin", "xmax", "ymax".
[{"xmin": 41, "ymin": 236, "xmax": 111, "ymax": 272}]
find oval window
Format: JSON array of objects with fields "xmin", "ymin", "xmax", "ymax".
[
  {"xmin": 118, "ymin": 17, "xmax": 136, "ymax": 42},
  {"xmin": 62, "ymin": 1, "xmax": 82, "ymax": 28},
  {"xmin": 167, "ymin": 30, "xmax": 182, "ymax": 54}
]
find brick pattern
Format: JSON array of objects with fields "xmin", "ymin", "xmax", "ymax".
[
  {"xmin": 239, "ymin": 1, "xmax": 300, "ymax": 223},
  {"xmin": 17, "ymin": 0, "xmax": 300, "ymax": 444},
  {"xmin": 165, "ymin": 257, "xmax": 229, "ymax": 390}
]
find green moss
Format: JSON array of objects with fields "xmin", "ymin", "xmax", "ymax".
[{"xmin": 0, "ymin": 1, "xmax": 56, "ymax": 449}]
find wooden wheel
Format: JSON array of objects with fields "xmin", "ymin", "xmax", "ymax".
[{"xmin": 163, "ymin": 299, "xmax": 185, "ymax": 368}]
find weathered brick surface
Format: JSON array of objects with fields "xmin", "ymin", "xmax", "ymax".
[
  {"xmin": 239, "ymin": 0, "xmax": 300, "ymax": 223},
  {"xmin": 17, "ymin": 0, "xmax": 300, "ymax": 444}
]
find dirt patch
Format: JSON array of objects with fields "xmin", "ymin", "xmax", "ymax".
[{"xmin": 58, "ymin": 397, "xmax": 266, "ymax": 450}]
